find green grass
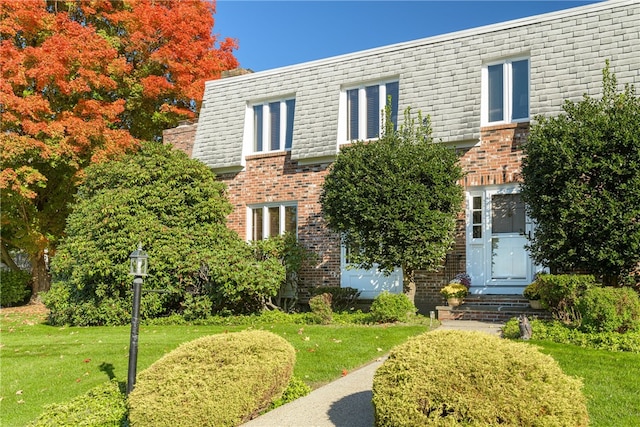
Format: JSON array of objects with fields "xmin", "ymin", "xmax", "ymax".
[
  {"xmin": 531, "ymin": 340, "xmax": 640, "ymax": 427},
  {"xmin": 0, "ymin": 310, "xmax": 428, "ymax": 426}
]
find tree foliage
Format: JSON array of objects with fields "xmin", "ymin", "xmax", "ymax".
[
  {"xmin": 0, "ymin": 0, "xmax": 238, "ymax": 293},
  {"xmin": 45, "ymin": 143, "xmax": 285, "ymax": 326},
  {"xmin": 320, "ymin": 107, "xmax": 464, "ymax": 301},
  {"xmin": 520, "ymin": 62, "xmax": 640, "ymax": 284}
]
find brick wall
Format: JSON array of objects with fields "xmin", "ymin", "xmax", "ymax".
[{"xmin": 217, "ymin": 152, "xmax": 341, "ymax": 297}]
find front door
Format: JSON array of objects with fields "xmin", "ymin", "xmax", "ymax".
[
  {"xmin": 467, "ymin": 186, "xmax": 534, "ymax": 294},
  {"xmin": 340, "ymin": 244, "xmax": 402, "ymax": 299}
]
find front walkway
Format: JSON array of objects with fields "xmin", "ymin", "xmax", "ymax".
[{"xmin": 241, "ymin": 320, "xmax": 504, "ymax": 427}]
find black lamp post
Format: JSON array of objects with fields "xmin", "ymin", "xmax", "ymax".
[{"xmin": 127, "ymin": 243, "xmax": 148, "ymax": 395}]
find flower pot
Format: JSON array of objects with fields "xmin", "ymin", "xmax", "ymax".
[
  {"xmin": 529, "ymin": 300, "xmax": 542, "ymax": 309},
  {"xmin": 447, "ymin": 297, "xmax": 463, "ymax": 307}
]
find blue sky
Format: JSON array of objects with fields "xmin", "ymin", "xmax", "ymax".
[{"xmin": 214, "ymin": 1, "xmax": 601, "ymax": 72}]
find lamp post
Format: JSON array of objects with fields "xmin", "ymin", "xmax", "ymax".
[{"xmin": 127, "ymin": 243, "xmax": 148, "ymax": 395}]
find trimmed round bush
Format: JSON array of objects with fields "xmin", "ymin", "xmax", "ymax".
[
  {"xmin": 128, "ymin": 330, "xmax": 295, "ymax": 427},
  {"xmin": 28, "ymin": 380, "xmax": 126, "ymax": 427},
  {"xmin": 373, "ymin": 330, "xmax": 588, "ymax": 426},
  {"xmin": 576, "ymin": 286, "xmax": 640, "ymax": 333},
  {"xmin": 369, "ymin": 291, "xmax": 417, "ymax": 323}
]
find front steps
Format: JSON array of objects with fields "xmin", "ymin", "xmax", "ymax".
[{"xmin": 436, "ymin": 294, "xmax": 552, "ymax": 323}]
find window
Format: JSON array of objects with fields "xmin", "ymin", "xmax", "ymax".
[
  {"xmin": 344, "ymin": 80, "xmax": 399, "ymax": 142},
  {"xmin": 482, "ymin": 58, "xmax": 529, "ymax": 125},
  {"xmin": 252, "ymin": 98, "xmax": 295, "ymax": 153},
  {"xmin": 249, "ymin": 203, "xmax": 297, "ymax": 240}
]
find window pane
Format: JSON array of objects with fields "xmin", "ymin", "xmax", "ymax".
[
  {"xmin": 473, "ymin": 196, "xmax": 482, "ymax": 210},
  {"xmin": 253, "ymin": 105, "xmax": 263, "ymax": 152},
  {"xmin": 366, "ymin": 85, "xmax": 379, "ymax": 139},
  {"xmin": 473, "ymin": 225, "xmax": 482, "ymax": 239},
  {"xmin": 269, "ymin": 102, "xmax": 280, "ymax": 151},
  {"xmin": 285, "ymin": 99, "xmax": 295, "ymax": 150},
  {"xmin": 268, "ymin": 206, "xmax": 280, "ymax": 237},
  {"xmin": 347, "ymin": 89, "xmax": 359, "ymax": 140},
  {"xmin": 386, "ymin": 81, "xmax": 399, "ymax": 131},
  {"xmin": 252, "ymin": 208, "xmax": 263, "ymax": 240},
  {"xmin": 488, "ymin": 64, "xmax": 504, "ymax": 122},
  {"xmin": 511, "ymin": 60, "xmax": 529, "ymax": 120},
  {"xmin": 285, "ymin": 205, "xmax": 297, "ymax": 234}
]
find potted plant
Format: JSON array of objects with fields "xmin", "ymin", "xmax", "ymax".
[
  {"xmin": 440, "ymin": 283, "xmax": 468, "ymax": 307},
  {"xmin": 523, "ymin": 281, "xmax": 542, "ymax": 309}
]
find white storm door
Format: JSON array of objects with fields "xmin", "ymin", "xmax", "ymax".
[{"xmin": 467, "ymin": 187, "xmax": 533, "ymax": 293}]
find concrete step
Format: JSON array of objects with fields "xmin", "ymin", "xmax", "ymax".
[{"xmin": 437, "ymin": 295, "xmax": 552, "ymax": 322}]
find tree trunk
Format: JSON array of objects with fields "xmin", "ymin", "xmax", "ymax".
[
  {"xmin": 1, "ymin": 241, "xmax": 21, "ymax": 272},
  {"xmin": 30, "ymin": 252, "xmax": 51, "ymax": 295},
  {"xmin": 402, "ymin": 267, "xmax": 416, "ymax": 304}
]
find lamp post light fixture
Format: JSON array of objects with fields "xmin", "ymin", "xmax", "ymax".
[{"xmin": 127, "ymin": 243, "xmax": 148, "ymax": 395}]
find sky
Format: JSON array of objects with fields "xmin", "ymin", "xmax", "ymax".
[{"xmin": 213, "ymin": 1, "xmax": 602, "ymax": 72}]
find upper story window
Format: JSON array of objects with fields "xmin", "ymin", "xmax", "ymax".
[
  {"xmin": 482, "ymin": 58, "xmax": 529, "ymax": 126},
  {"xmin": 252, "ymin": 98, "xmax": 295, "ymax": 153},
  {"xmin": 342, "ymin": 80, "xmax": 399, "ymax": 143},
  {"xmin": 249, "ymin": 203, "xmax": 297, "ymax": 241}
]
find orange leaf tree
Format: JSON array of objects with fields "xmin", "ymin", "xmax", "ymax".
[{"xmin": 0, "ymin": 0, "xmax": 238, "ymax": 293}]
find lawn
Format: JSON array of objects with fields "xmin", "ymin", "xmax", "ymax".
[
  {"xmin": 533, "ymin": 340, "xmax": 640, "ymax": 427},
  {"xmin": 0, "ymin": 308, "xmax": 429, "ymax": 426}
]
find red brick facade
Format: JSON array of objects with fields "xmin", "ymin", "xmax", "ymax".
[{"xmin": 165, "ymin": 123, "xmax": 529, "ymax": 312}]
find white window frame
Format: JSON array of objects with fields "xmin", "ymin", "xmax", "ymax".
[
  {"xmin": 245, "ymin": 97, "xmax": 295, "ymax": 155},
  {"xmin": 246, "ymin": 202, "xmax": 298, "ymax": 241},
  {"xmin": 337, "ymin": 79, "xmax": 399, "ymax": 145},
  {"xmin": 481, "ymin": 57, "xmax": 530, "ymax": 126}
]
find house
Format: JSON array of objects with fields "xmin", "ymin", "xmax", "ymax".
[{"xmin": 165, "ymin": 0, "xmax": 640, "ymax": 314}]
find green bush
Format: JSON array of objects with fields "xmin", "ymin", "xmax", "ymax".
[
  {"xmin": 576, "ymin": 286, "xmax": 640, "ymax": 333},
  {"xmin": 128, "ymin": 330, "xmax": 295, "ymax": 427},
  {"xmin": 369, "ymin": 292, "xmax": 417, "ymax": 323},
  {"xmin": 503, "ymin": 318, "xmax": 640, "ymax": 353},
  {"xmin": 536, "ymin": 274, "xmax": 596, "ymax": 322},
  {"xmin": 0, "ymin": 270, "xmax": 31, "ymax": 306},
  {"xmin": 308, "ymin": 293, "xmax": 333, "ymax": 324},
  {"xmin": 373, "ymin": 330, "xmax": 588, "ymax": 426},
  {"xmin": 308, "ymin": 286, "xmax": 361, "ymax": 311},
  {"xmin": 269, "ymin": 375, "xmax": 312, "ymax": 410},
  {"xmin": 28, "ymin": 380, "xmax": 126, "ymax": 427}
]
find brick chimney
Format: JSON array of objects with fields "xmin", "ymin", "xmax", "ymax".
[{"xmin": 163, "ymin": 120, "xmax": 197, "ymax": 157}]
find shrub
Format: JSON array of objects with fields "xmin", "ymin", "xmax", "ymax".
[
  {"xmin": 308, "ymin": 293, "xmax": 333, "ymax": 324},
  {"xmin": 269, "ymin": 376, "xmax": 312, "ymax": 410},
  {"xmin": 502, "ymin": 318, "xmax": 640, "ymax": 353},
  {"xmin": 369, "ymin": 292, "xmax": 417, "ymax": 323},
  {"xmin": 308, "ymin": 286, "xmax": 361, "ymax": 312},
  {"xmin": 28, "ymin": 380, "xmax": 127, "ymax": 427},
  {"xmin": 373, "ymin": 330, "xmax": 588, "ymax": 426},
  {"xmin": 0, "ymin": 270, "xmax": 31, "ymax": 306},
  {"xmin": 576, "ymin": 286, "xmax": 640, "ymax": 333},
  {"xmin": 536, "ymin": 274, "xmax": 596, "ymax": 322},
  {"xmin": 523, "ymin": 280, "xmax": 541, "ymax": 300},
  {"xmin": 128, "ymin": 330, "xmax": 295, "ymax": 427}
]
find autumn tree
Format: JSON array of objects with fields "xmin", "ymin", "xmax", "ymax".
[
  {"xmin": 320, "ymin": 107, "xmax": 464, "ymax": 303},
  {"xmin": 520, "ymin": 62, "xmax": 640, "ymax": 285},
  {"xmin": 0, "ymin": 0, "xmax": 238, "ymax": 294}
]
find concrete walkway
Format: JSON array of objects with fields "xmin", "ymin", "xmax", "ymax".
[{"xmin": 241, "ymin": 320, "xmax": 504, "ymax": 427}]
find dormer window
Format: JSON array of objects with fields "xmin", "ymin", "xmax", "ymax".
[
  {"xmin": 341, "ymin": 80, "xmax": 399, "ymax": 143},
  {"xmin": 482, "ymin": 58, "xmax": 529, "ymax": 126},
  {"xmin": 252, "ymin": 98, "xmax": 295, "ymax": 153}
]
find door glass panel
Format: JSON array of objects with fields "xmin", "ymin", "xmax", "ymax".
[
  {"xmin": 491, "ymin": 236, "xmax": 527, "ymax": 279},
  {"xmin": 491, "ymin": 194, "xmax": 525, "ymax": 234}
]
